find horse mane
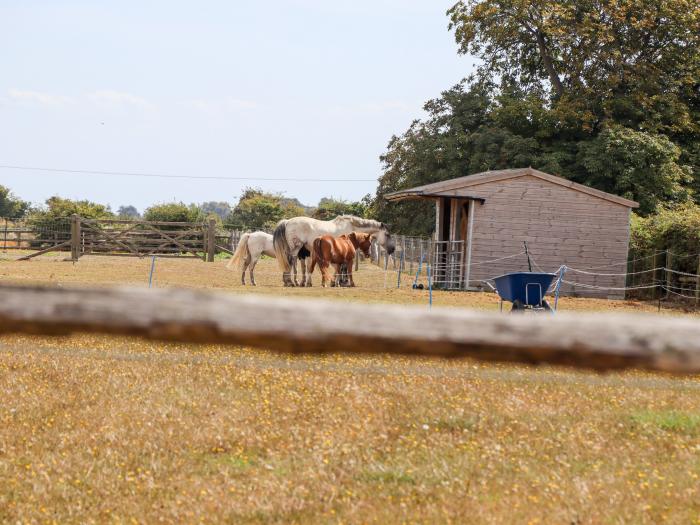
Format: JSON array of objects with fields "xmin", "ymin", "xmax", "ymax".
[{"xmin": 332, "ymin": 215, "xmax": 383, "ymax": 229}]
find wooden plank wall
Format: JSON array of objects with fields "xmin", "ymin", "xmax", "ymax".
[{"xmin": 451, "ymin": 176, "xmax": 630, "ymax": 298}]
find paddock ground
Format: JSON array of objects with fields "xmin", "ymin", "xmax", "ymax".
[{"xmin": 1, "ymin": 254, "xmax": 700, "ymax": 523}]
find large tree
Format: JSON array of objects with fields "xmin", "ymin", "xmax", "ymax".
[
  {"xmin": 448, "ymin": 0, "xmax": 700, "ymax": 130},
  {"xmin": 371, "ymin": 1, "xmax": 700, "ymax": 233}
]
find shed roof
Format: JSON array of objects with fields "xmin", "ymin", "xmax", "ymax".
[{"xmin": 384, "ymin": 167, "xmax": 639, "ymax": 208}]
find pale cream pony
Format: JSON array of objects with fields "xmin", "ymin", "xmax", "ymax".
[{"xmin": 227, "ymin": 228, "xmax": 309, "ymax": 286}]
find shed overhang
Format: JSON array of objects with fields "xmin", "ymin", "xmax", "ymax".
[{"xmin": 384, "ymin": 190, "xmax": 486, "ymax": 204}]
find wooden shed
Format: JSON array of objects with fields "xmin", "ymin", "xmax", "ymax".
[{"xmin": 385, "ymin": 167, "xmax": 639, "ymax": 298}]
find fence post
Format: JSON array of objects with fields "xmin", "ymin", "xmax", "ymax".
[
  {"xmin": 397, "ymin": 249, "xmax": 404, "ymax": 288},
  {"xmin": 665, "ymin": 251, "xmax": 672, "ymax": 299},
  {"xmin": 651, "ymin": 250, "xmax": 662, "ymax": 300},
  {"xmin": 696, "ymin": 252, "xmax": 700, "ymax": 307},
  {"xmin": 355, "ymin": 249, "xmax": 359, "ymax": 271},
  {"xmin": 427, "ymin": 263, "xmax": 433, "ymax": 309},
  {"xmin": 70, "ymin": 214, "xmax": 81, "ymax": 262},
  {"xmin": 206, "ymin": 218, "xmax": 216, "ymax": 262},
  {"xmin": 148, "ymin": 256, "xmax": 157, "ymax": 288}
]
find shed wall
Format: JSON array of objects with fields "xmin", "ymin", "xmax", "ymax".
[{"xmin": 446, "ymin": 175, "xmax": 631, "ymax": 298}]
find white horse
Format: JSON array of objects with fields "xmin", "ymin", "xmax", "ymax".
[
  {"xmin": 273, "ymin": 215, "xmax": 395, "ymax": 286},
  {"xmin": 227, "ymin": 231, "xmax": 309, "ymax": 286}
]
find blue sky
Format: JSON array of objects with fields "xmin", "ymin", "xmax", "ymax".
[{"xmin": 0, "ymin": 0, "xmax": 474, "ymax": 212}]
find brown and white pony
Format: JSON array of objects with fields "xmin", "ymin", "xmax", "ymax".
[{"xmin": 310, "ymin": 232, "xmax": 372, "ymax": 287}]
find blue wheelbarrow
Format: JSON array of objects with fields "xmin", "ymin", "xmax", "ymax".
[{"xmin": 492, "ymin": 272, "xmax": 557, "ymax": 312}]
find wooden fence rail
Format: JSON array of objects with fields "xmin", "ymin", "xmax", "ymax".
[{"xmin": 0, "ymin": 283, "xmax": 699, "ymax": 374}]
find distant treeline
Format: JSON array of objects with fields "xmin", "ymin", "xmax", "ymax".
[{"xmin": 0, "ymin": 185, "xmax": 368, "ymax": 232}]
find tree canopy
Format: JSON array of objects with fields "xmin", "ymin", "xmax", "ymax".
[
  {"xmin": 36, "ymin": 196, "xmax": 114, "ymax": 219},
  {"xmin": 225, "ymin": 188, "xmax": 307, "ymax": 231},
  {"xmin": 117, "ymin": 205, "xmax": 140, "ymax": 219},
  {"xmin": 0, "ymin": 185, "xmax": 30, "ymax": 218},
  {"xmin": 370, "ymin": 0, "xmax": 700, "ymax": 233},
  {"xmin": 199, "ymin": 202, "xmax": 232, "ymax": 221},
  {"xmin": 312, "ymin": 197, "xmax": 367, "ymax": 221}
]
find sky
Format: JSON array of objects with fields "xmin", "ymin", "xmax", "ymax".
[{"xmin": 0, "ymin": 0, "xmax": 475, "ymax": 212}]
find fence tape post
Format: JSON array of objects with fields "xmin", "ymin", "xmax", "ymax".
[
  {"xmin": 554, "ymin": 266, "xmax": 566, "ymax": 312},
  {"xmin": 383, "ymin": 249, "xmax": 389, "ymax": 289},
  {"xmin": 696, "ymin": 252, "xmax": 700, "ymax": 307},
  {"xmin": 149, "ymin": 256, "xmax": 157, "ymax": 288},
  {"xmin": 427, "ymin": 263, "xmax": 433, "ymax": 309}
]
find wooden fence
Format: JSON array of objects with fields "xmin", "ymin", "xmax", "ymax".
[
  {"xmin": 625, "ymin": 247, "xmax": 700, "ymax": 303},
  {"xmin": 0, "ymin": 217, "xmax": 71, "ymax": 252},
  {"xmin": 1, "ymin": 216, "xmax": 232, "ymax": 262},
  {"xmin": 0, "ymin": 283, "xmax": 699, "ymax": 374}
]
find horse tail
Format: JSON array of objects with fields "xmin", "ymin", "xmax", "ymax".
[
  {"xmin": 273, "ymin": 220, "xmax": 292, "ymax": 272},
  {"xmin": 310, "ymin": 237, "xmax": 322, "ymax": 274},
  {"xmin": 226, "ymin": 232, "xmax": 250, "ymax": 269}
]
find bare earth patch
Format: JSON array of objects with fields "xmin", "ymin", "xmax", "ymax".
[{"xmin": 1, "ymin": 254, "xmax": 699, "ymax": 523}]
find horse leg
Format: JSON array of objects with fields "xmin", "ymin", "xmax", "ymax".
[
  {"xmin": 249, "ymin": 258, "xmax": 259, "ymax": 286},
  {"xmin": 305, "ymin": 256, "xmax": 313, "ymax": 287},
  {"xmin": 282, "ymin": 253, "xmax": 296, "ymax": 287},
  {"xmin": 301, "ymin": 256, "xmax": 307, "ymax": 287},
  {"xmin": 331, "ymin": 263, "xmax": 342, "ymax": 287},
  {"xmin": 347, "ymin": 258, "xmax": 356, "ymax": 287},
  {"xmin": 241, "ymin": 256, "xmax": 250, "ymax": 285},
  {"xmin": 320, "ymin": 263, "xmax": 329, "ymax": 287},
  {"xmin": 291, "ymin": 255, "xmax": 299, "ymax": 287}
]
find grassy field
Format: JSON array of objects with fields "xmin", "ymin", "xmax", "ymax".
[{"xmin": 1, "ymin": 254, "xmax": 700, "ymax": 523}]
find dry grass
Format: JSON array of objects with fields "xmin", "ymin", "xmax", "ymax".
[{"xmin": 1, "ymin": 254, "xmax": 700, "ymax": 523}]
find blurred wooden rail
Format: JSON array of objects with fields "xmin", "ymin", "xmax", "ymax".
[{"xmin": 0, "ymin": 283, "xmax": 699, "ymax": 374}]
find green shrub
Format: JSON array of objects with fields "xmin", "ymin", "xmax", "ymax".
[
  {"xmin": 630, "ymin": 203, "xmax": 700, "ymax": 256},
  {"xmin": 143, "ymin": 202, "xmax": 203, "ymax": 223}
]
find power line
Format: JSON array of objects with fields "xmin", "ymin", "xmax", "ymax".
[{"xmin": 0, "ymin": 164, "xmax": 377, "ymax": 183}]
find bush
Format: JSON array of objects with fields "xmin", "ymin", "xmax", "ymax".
[
  {"xmin": 630, "ymin": 203, "xmax": 700, "ymax": 256},
  {"xmin": 31, "ymin": 196, "xmax": 113, "ymax": 220},
  {"xmin": 143, "ymin": 202, "xmax": 203, "ymax": 223}
]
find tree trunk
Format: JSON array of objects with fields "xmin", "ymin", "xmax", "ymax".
[{"xmin": 535, "ymin": 30, "xmax": 564, "ymax": 98}]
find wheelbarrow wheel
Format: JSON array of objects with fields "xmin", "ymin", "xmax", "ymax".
[{"xmin": 511, "ymin": 299, "xmax": 525, "ymax": 312}]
